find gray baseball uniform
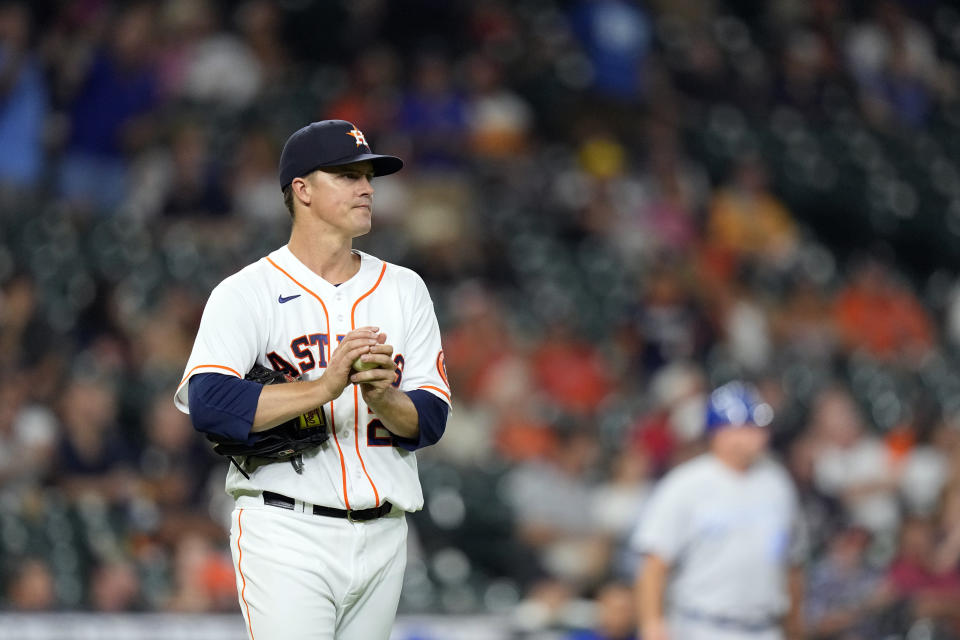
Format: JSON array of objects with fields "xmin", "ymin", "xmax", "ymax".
[{"xmin": 632, "ymin": 453, "xmax": 807, "ymax": 640}]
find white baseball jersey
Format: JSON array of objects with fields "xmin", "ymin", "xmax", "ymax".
[
  {"xmin": 174, "ymin": 246, "xmax": 451, "ymax": 513},
  {"xmin": 631, "ymin": 453, "xmax": 806, "ymax": 622}
]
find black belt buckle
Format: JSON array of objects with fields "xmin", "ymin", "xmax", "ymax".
[
  {"xmin": 263, "ymin": 491, "xmax": 294, "ymax": 510},
  {"xmin": 264, "ymin": 491, "xmax": 391, "ymax": 521},
  {"xmin": 342, "ymin": 502, "xmax": 391, "ymax": 521}
]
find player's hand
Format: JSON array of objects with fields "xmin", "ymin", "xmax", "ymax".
[
  {"xmin": 351, "ymin": 337, "xmax": 397, "ymax": 402},
  {"xmin": 319, "ymin": 326, "xmax": 382, "ymax": 401}
]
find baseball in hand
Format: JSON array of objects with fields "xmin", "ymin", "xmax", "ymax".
[{"xmin": 352, "ymin": 357, "xmax": 380, "ymax": 372}]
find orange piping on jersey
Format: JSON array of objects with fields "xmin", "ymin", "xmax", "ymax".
[
  {"xmin": 178, "ymin": 364, "xmax": 241, "ymax": 388},
  {"xmin": 350, "ymin": 262, "xmax": 387, "ymax": 505},
  {"xmin": 419, "ymin": 385, "xmax": 452, "ymax": 402},
  {"xmin": 266, "ymin": 256, "xmax": 352, "ymax": 510},
  {"xmin": 266, "ymin": 258, "xmax": 332, "ymax": 359},
  {"xmin": 351, "ymin": 262, "xmax": 387, "ymax": 323},
  {"xmin": 236, "ymin": 509, "xmax": 255, "ymax": 640},
  {"xmin": 353, "ymin": 385, "xmax": 380, "ymax": 506}
]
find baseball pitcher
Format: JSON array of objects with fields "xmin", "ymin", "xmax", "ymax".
[{"xmin": 174, "ymin": 120, "xmax": 451, "ymax": 640}]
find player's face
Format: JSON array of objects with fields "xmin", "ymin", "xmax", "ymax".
[
  {"xmin": 714, "ymin": 424, "xmax": 770, "ymax": 468},
  {"xmin": 305, "ymin": 160, "xmax": 376, "ymax": 238}
]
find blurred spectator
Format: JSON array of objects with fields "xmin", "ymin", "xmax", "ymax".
[
  {"xmin": 0, "ymin": 2, "xmax": 47, "ymax": 191},
  {"xmin": 932, "ymin": 481, "xmax": 960, "ymax": 580},
  {"xmin": 57, "ymin": 3, "xmax": 160, "ymax": 213},
  {"xmin": 397, "ymin": 53, "xmax": 467, "ymax": 168},
  {"xmin": 628, "ymin": 362, "xmax": 706, "ymax": 464},
  {"xmin": 591, "ymin": 447, "xmax": 653, "ymax": 580},
  {"xmin": 464, "ymin": 54, "xmax": 533, "ymax": 159},
  {"xmin": 845, "ymin": 0, "xmax": 939, "ymax": 128},
  {"xmin": 133, "ymin": 286, "xmax": 201, "ymax": 382},
  {"xmin": 89, "ymin": 560, "xmax": 143, "ymax": 612},
  {"xmin": 162, "ymin": 0, "xmax": 262, "ymax": 108},
  {"xmin": 805, "ymin": 525, "xmax": 887, "ymax": 640},
  {"xmin": 4, "ymin": 557, "xmax": 56, "ymax": 610},
  {"xmin": 503, "ymin": 426, "xmax": 610, "ymax": 589},
  {"xmin": 424, "ymin": 395, "xmax": 497, "ymax": 467},
  {"xmin": 401, "ymin": 175, "xmax": 478, "ymax": 283},
  {"xmin": 592, "ymin": 447, "xmax": 652, "ymax": 540},
  {"xmin": 899, "ymin": 421, "xmax": 956, "ymax": 518},
  {"xmin": 512, "ymin": 579, "xmax": 580, "ymax": 635},
  {"xmin": 767, "ymin": 0, "xmax": 847, "ymax": 80},
  {"xmin": 441, "ymin": 283, "xmax": 517, "ymax": 402},
  {"xmin": 326, "ymin": 46, "xmax": 402, "ymax": 139},
  {"xmin": 810, "ymin": 385, "xmax": 901, "ymax": 536},
  {"xmin": 705, "ymin": 157, "xmax": 800, "ymax": 273},
  {"xmin": 787, "ymin": 435, "xmax": 845, "ymax": 558},
  {"xmin": 164, "ymin": 532, "xmax": 236, "ymax": 612},
  {"xmin": 529, "ymin": 320, "xmax": 613, "ymax": 416},
  {"xmin": 661, "ymin": 18, "xmax": 732, "ymax": 104},
  {"xmin": 771, "ymin": 276, "xmax": 838, "ymax": 364},
  {"xmin": 832, "ymin": 259, "xmax": 934, "ymax": 361},
  {"xmin": 494, "ymin": 403, "xmax": 559, "ymax": 465},
  {"xmin": 54, "ymin": 376, "xmax": 136, "ymax": 504},
  {"xmin": 0, "ymin": 273, "xmax": 54, "ymax": 372},
  {"xmin": 229, "ymin": 126, "xmax": 283, "ymax": 223},
  {"xmin": 0, "ymin": 376, "xmax": 57, "ymax": 490},
  {"xmin": 158, "ymin": 121, "xmax": 230, "ymax": 219},
  {"xmin": 630, "ymin": 126, "xmax": 707, "ymax": 257},
  {"xmin": 568, "ymin": 0, "xmax": 652, "ymax": 101},
  {"xmin": 628, "ymin": 262, "xmax": 708, "ymax": 374},
  {"xmin": 715, "ymin": 281, "xmax": 774, "ymax": 374},
  {"xmin": 566, "ymin": 581, "xmax": 637, "ymax": 640},
  {"xmin": 884, "ymin": 518, "xmax": 960, "ymax": 628},
  {"xmin": 138, "ymin": 391, "xmax": 215, "ymax": 513},
  {"xmin": 236, "ymin": 0, "xmax": 289, "ymax": 84}
]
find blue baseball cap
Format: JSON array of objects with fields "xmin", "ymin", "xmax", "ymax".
[
  {"xmin": 278, "ymin": 120, "xmax": 403, "ymax": 189},
  {"xmin": 704, "ymin": 381, "xmax": 774, "ymax": 434}
]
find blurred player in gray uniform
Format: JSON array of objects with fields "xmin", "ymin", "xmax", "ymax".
[{"xmin": 632, "ymin": 381, "xmax": 806, "ymax": 640}]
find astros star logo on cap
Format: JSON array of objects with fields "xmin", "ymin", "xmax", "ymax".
[{"xmin": 347, "ymin": 126, "xmax": 368, "ymax": 149}]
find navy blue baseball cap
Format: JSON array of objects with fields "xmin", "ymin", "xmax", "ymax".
[
  {"xmin": 278, "ymin": 120, "xmax": 403, "ymax": 189},
  {"xmin": 704, "ymin": 381, "xmax": 774, "ymax": 434}
]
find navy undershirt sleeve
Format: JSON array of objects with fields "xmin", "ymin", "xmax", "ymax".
[
  {"xmin": 187, "ymin": 373, "xmax": 263, "ymax": 443},
  {"xmin": 393, "ymin": 389, "xmax": 449, "ymax": 452}
]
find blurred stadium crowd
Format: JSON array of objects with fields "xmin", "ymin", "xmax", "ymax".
[{"xmin": 2, "ymin": 0, "xmax": 960, "ymax": 638}]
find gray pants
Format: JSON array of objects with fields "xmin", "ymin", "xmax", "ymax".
[{"xmin": 669, "ymin": 613, "xmax": 784, "ymax": 640}]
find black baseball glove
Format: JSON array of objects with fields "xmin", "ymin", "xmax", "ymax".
[{"xmin": 205, "ymin": 365, "xmax": 329, "ymax": 477}]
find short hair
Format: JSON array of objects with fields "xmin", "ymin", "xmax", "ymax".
[{"xmin": 282, "ymin": 184, "xmax": 294, "ymax": 218}]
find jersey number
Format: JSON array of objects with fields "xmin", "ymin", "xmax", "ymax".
[{"xmin": 365, "ymin": 354, "xmax": 407, "ymax": 446}]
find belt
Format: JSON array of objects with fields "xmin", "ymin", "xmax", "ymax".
[
  {"xmin": 678, "ymin": 608, "xmax": 779, "ymax": 633},
  {"xmin": 262, "ymin": 491, "xmax": 393, "ymax": 521}
]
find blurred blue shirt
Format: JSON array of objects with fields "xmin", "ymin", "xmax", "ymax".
[{"xmin": 0, "ymin": 45, "xmax": 47, "ymax": 186}]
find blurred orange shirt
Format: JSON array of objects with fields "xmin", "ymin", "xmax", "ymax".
[
  {"xmin": 530, "ymin": 341, "xmax": 612, "ymax": 415},
  {"xmin": 707, "ymin": 189, "xmax": 798, "ymax": 258},
  {"xmin": 833, "ymin": 288, "xmax": 933, "ymax": 357}
]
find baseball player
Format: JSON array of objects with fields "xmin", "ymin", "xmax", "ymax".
[
  {"xmin": 173, "ymin": 120, "xmax": 451, "ymax": 640},
  {"xmin": 631, "ymin": 381, "xmax": 806, "ymax": 640}
]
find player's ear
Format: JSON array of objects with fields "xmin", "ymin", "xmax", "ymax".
[{"xmin": 291, "ymin": 176, "xmax": 311, "ymax": 207}]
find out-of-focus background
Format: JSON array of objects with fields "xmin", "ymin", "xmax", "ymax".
[{"xmin": 1, "ymin": 0, "xmax": 960, "ymax": 638}]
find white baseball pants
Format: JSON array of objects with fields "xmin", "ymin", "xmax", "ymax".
[{"xmin": 229, "ymin": 495, "xmax": 408, "ymax": 640}]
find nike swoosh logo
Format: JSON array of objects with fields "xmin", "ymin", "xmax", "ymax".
[{"xmin": 278, "ymin": 294, "xmax": 301, "ymax": 304}]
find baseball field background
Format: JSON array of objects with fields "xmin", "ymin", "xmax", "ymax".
[{"xmin": 2, "ymin": 0, "xmax": 960, "ymax": 638}]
